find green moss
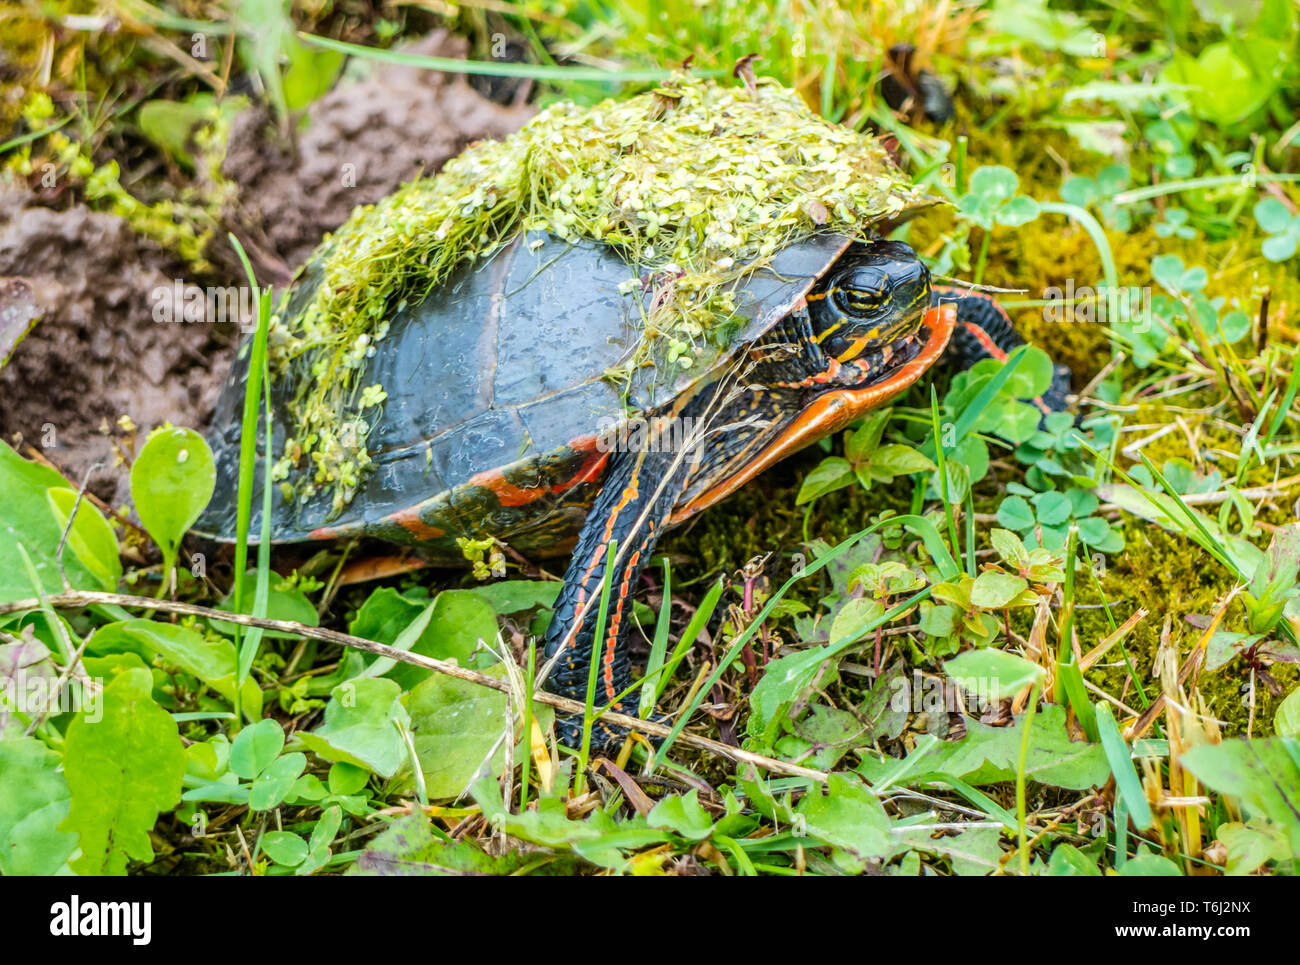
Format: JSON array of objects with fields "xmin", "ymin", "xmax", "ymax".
[{"xmin": 1076, "ymin": 521, "xmax": 1297, "ymax": 738}]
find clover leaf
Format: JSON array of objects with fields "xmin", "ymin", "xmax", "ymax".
[
  {"xmin": 1060, "ymin": 164, "xmax": 1131, "ymax": 230},
  {"xmin": 1142, "ymin": 118, "xmax": 1196, "ymax": 179},
  {"xmin": 1254, "ymin": 198, "xmax": 1300, "ymax": 262},
  {"xmin": 1149, "ymin": 254, "xmax": 1250, "ymax": 348},
  {"xmin": 958, "ymin": 166, "xmax": 1041, "ymax": 230},
  {"xmin": 996, "ymin": 489, "xmax": 1123, "ymax": 553},
  {"xmin": 1154, "ymin": 207, "xmax": 1196, "ymax": 240}
]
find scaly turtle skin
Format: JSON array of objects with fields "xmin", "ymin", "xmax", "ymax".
[{"xmin": 201, "ymin": 233, "xmax": 1067, "ymax": 745}]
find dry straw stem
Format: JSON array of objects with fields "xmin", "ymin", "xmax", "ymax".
[{"xmin": 0, "ymin": 589, "xmax": 828, "ymax": 784}]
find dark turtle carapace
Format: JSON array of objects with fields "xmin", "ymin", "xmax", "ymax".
[{"xmin": 202, "ymin": 231, "xmax": 1065, "ymax": 742}]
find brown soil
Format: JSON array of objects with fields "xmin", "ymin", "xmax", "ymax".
[
  {"xmin": 222, "ymin": 30, "xmax": 533, "ymax": 274},
  {"xmin": 0, "ymin": 31, "xmax": 533, "ymax": 506},
  {"xmin": 0, "ymin": 186, "xmax": 229, "ymax": 505}
]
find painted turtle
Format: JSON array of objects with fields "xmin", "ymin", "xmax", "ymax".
[{"xmin": 201, "ymin": 229, "xmax": 1065, "ymax": 743}]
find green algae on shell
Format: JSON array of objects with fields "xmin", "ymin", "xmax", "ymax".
[{"xmin": 267, "ymin": 74, "xmax": 932, "ymax": 515}]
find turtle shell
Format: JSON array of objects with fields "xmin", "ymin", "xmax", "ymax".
[{"xmin": 199, "ymin": 231, "xmax": 880, "ymax": 561}]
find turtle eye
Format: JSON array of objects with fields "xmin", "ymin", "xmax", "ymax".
[
  {"xmin": 833, "ymin": 286, "xmax": 889, "ymax": 317},
  {"xmin": 829, "ymin": 267, "xmax": 893, "ymax": 319}
]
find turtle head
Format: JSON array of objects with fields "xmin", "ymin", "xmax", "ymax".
[{"xmin": 810, "ymin": 241, "xmax": 931, "ymax": 364}]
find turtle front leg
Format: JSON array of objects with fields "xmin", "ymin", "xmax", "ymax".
[{"xmin": 543, "ymin": 444, "xmax": 683, "ymax": 747}]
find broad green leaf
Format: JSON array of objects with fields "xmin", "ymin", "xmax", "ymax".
[
  {"xmin": 1046, "ymin": 843, "xmax": 1101, "ymax": 876},
  {"xmin": 647, "ymin": 790, "xmax": 716, "ymax": 841},
  {"xmin": 396, "ymin": 664, "xmax": 551, "ymax": 799},
  {"xmin": 1256, "ymin": 198, "xmax": 1295, "ymax": 235},
  {"xmin": 391, "ymin": 590, "xmax": 497, "ymax": 689},
  {"xmin": 180, "ymin": 778, "xmax": 249, "ymax": 806},
  {"xmin": 796, "ymin": 773, "xmax": 891, "ymax": 859},
  {"xmin": 329, "ymin": 762, "xmax": 370, "ymax": 796},
  {"xmin": 347, "ymin": 811, "xmax": 535, "ymax": 875},
  {"xmin": 918, "ymin": 602, "xmax": 955, "ymax": 638},
  {"xmin": 784, "ymin": 702, "xmax": 876, "ymax": 770},
  {"xmin": 1033, "ymin": 490, "xmax": 1072, "ymax": 526},
  {"xmin": 986, "ymin": 0, "xmax": 1095, "ymax": 55},
  {"xmin": 472, "ymin": 777, "xmax": 665, "ymax": 870},
  {"xmin": 869, "ymin": 444, "xmax": 936, "ymax": 479},
  {"xmin": 137, "ymin": 96, "xmax": 235, "ymax": 168},
  {"xmin": 996, "ymin": 495, "xmax": 1036, "ymax": 531},
  {"xmin": 466, "ymin": 580, "xmax": 561, "ymax": 614},
  {"xmin": 969, "ymin": 571, "xmax": 1028, "ymax": 609},
  {"xmin": 60, "ymin": 667, "xmax": 186, "ymax": 875},
  {"xmin": 1216, "ymin": 820, "xmax": 1292, "ymax": 875},
  {"xmin": 350, "ymin": 586, "xmax": 426, "ymax": 645},
  {"xmin": 860, "ymin": 704, "xmax": 1108, "ymax": 789},
  {"xmin": 1076, "ymin": 516, "xmax": 1113, "ymax": 547},
  {"xmin": 45, "ymin": 488, "xmax": 121, "ymax": 590},
  {"xmin": 997, "ymin": 195, "xmax": 1040, "ymax": 226},
  {"xmin": 229, "ymin": 718, "xmax": 286, "ymax": 780},
  {"xmin": 298, "ymin": 803, "xmax": 342, "ymax": 875},
  {"xmin": 0, "ymin": 440, "xmax": 111, "ymax": 601},
  {"xmin": 249, "ymin": 752, "xmax": 306, "ymax": 811},
  {"xmin": 945, "ymin": 648, "xmax": 1044, "ymax": 699},
  {"xmin": 969, "ymin": 165, "xmax": 1018, "ymax": 203},
  {"xmin": 309, "ymin": 804, "xmax": 343, "ymax": 854},
  {"xmin": 990, "ymin": 528, "xmax": 1028, "ymax": 568},
  {"xmin": 185, "ymin": 738, "xmax": 226, "ymax": 782},
  {"xmin": 1218, "ymin": 311, "xmax": 1250, "ymax": 343},
  {"xmin": 92, "ymin": 620, "xmax": 263, "ymax": 717},
  {"xmin": 281, "ymin": 41, "xmax": 344, "ymax": 110},
  {"xmin": 262, "ymin": 830, "xmax": 309, "ymax": 867},
  {"xmin": 796, "ymin": 457, "xmax": 854, "ymax": 505},
  {"xmin": 846, "ymin": 409, "xmax": 891, "ymax": 462},
  {"xmin": 1262, "ymin": 233, "xmax": 1297, "ymax": 262},
  {"xmin": 213, "ymin": 570, "xmax": 319, "ymax": 640},
  {"xmin": 747, "ymin": 646, "xmax": 837, "ymax": 744},
  {"xmin": 828, "ymin": 597, "xmax": 884, "ymax": 646},
  {"xmin": 130, "ymin": 426, "xmax": 215, "ymax": 559},
  {"xmin": 297, "ymin": 678, "xmax": 409, "ymax": 778},
  {"xmin": 1247, "ymin": 523, "xmax": 1300, "ymax": 632},
  {"xmin": 1275, "ymin": 686, "xmax": 1300, "ymax": 737},
  {"xmin": 989, "ymin": 400, "xmax": 1041, "ymax": 445},
  {"xmin": 894, "ymin": 823, "xmax": 1003, "ymax": 876},
  {"xmin": 931, "ymin": 581, "xmax": 970, "ymax": 608},
  {"xmin": 291, "ymin": 774, "xmax": 328, "ymax": 803},
  {"xmin": 1150, "ymin": 254, "xmax": 1193, "ymax": 294},
  {"xmin": 351, "ymin": 587, "xmax": 497, "ymax": 687},
  {"xmin": 1180, "ymin": 737, "xmax": 1300, "ymax": 851},
  {"xmin": 1162, "ymin": 41, "xmax": 1283, "ymax": 126},
  {"xmin": 0, "ymin": 737, "xmax": 78, "ymax": 875},
  {"xmin": 1119, "ymin": 852, "xmax": 1183, "ymax": 876}
]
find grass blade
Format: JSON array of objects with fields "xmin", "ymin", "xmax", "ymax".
[
  {"xmin": 576, "ymin": 538, "xmax": 617, "ymax": 795},
  {"xmin": 298, "ymin": 33, "xmax": 702, "ymax": 84},
  {"xmin": 228, "ymin": 234, "xmax": 273, "ymax": 726},
  {"xmin": 639, "ymin": 558, "xmax": 673, "ymax": 719},
  {"xmin": 1095, "ymin": 702, "xmax": 1154, "ymax": 831}
]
